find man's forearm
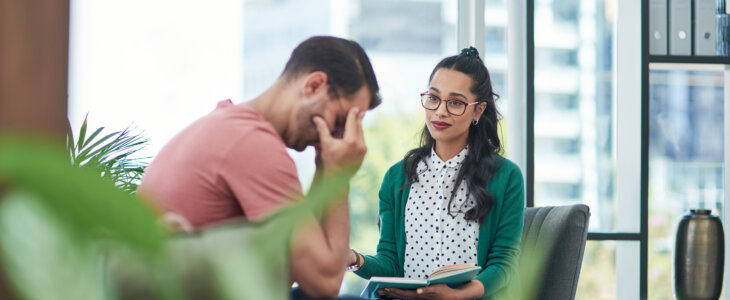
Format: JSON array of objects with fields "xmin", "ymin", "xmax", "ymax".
[
  {"xmin": 289, "ymin": 190, "xmax": 352, "ymax": 298},
  {"xmin": 320, "ymin": 194, "xmax": 351, "ymax": 261},
  {"xmin": 312, "ymin": 165, "xmax": 351, "ymax": 252}
]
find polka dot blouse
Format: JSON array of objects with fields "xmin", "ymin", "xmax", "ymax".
[{"xmin": 403, "ymin": 146, "xmax": 479, "ymax": 279}]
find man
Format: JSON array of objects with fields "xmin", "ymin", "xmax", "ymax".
[{"xmin": 138, "ymin": 36, "xmax": 380, "ymax": 298}]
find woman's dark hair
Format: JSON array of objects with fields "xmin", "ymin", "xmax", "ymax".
[{"xmin": 402, "ymin": 46, "xmax": 502, "ymax": 223}]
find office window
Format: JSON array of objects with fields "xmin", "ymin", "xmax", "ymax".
[
  {"xmin": 485, "ymin": 26, "xmax": 507, "ymax": 53},
  {"xmin": 533, "ymin": 0, "xmax": 617, "ymax": 298},
  {"xmin": 648, "ymin": 67, "xmax": 725, "ymax": 299},
  {"xmin": 555, "ymin": 137, "xmax": 580, "ymax": 154},
  {"xmin": 535, "ymin": 49, "xmax": 579, "ymax": 68},
  {"xmin": 350, "ymin": 1, "xmax": 443, "ymax": 53},
  {"xmin": 535, "ymin": 93, "xmax": 580, "ymax": 111},
  {"xmin": 534, "ymin": 0, "xmax": 615, "ymax": 230},
  {"xmin": 484, "ymin": 0, "xmax": 509, "ymax": 123},
  {"xmin": 552, "ymin": 0, "xmax": 580, "ymax": 25},
  {"xmin": 68, "ymin": 0, "xmax": 247, "ymax": 158},
  {"xmin": 490, "ymin": 71, "xmax": 507, "ymax": 99},
  {"xmin": 553, "ymin": 94, "xmax": 580, "ymax": 110},
  {"xmin": 575, "ymin": 241, "xmax": 618, "ymax": 300},
  {"xmin": 538, "ymin": 182, "xmax": 583, "ymax": 201},
  {"xmin": 552, "ymin": 49, "xmax": 579, "ymax": 66}
]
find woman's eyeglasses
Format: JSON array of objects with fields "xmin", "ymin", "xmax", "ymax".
[{"xmin": 420, "ymin": 93, "xmax": 480, "ymax": 116}]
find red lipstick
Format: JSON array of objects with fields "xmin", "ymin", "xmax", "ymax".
[{"xmin": 431, "ymin": 121, "xmax": 451, "ymax": 130}]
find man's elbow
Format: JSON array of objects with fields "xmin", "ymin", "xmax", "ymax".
[
  {"xmin": 291, "ymin": 249, "xmax": 347, "ymax": 298},
  {"xmin": 298, "ymin": 274, "xmax": 343, "ymax": 299}
]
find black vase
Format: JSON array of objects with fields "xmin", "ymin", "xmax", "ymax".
[{"xmin": 674, "ymin": 209, "xmax": 725, "ymax": 300}]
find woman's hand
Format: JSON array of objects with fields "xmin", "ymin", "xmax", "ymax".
[{"xmin": 377, "ymin": 280, "xmax": 484, "ymax": 300}]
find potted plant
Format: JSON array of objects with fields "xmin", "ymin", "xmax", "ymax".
[{"xmin": 66, "ymin": 115, "xmax": 149, "ymax": 194}]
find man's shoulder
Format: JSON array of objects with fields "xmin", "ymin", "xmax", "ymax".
[
  {"xmin": 153, "ymin": 102, "xmax": 288, "ymax": 169},
  {"xmin": 208, "ymin": 103, "xmax": 275, "ymax": 133},
  {"xmin": 199, "ymin": 103, "xmax": 284, "ymax": 148}
]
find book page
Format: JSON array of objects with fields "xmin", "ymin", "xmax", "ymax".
[
  {"xmin": 369, "ymin": 276, "xmax": 427, "ymax": 284},
  {"xmin": 429, "ymin": 264, "xmax": 480, "ymax": 279}
]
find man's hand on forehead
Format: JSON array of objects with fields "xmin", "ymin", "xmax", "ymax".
[{"xmin": 311, "ymin": 106, "xmax": 367, "ymax": 177}]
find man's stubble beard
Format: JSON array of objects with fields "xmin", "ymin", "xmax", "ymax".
[{"xmin": 291, "ymin": 102, "xmax": 323, "ymax": 152}]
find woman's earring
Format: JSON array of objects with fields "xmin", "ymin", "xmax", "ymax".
[{"xmin": 472, "ymin": 119, "xmax": 479, "ymax": 126}]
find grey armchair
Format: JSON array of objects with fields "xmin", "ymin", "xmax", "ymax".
[{"xmin": 520, "ymin": 204, "xmax": 590, "ymax": 300}]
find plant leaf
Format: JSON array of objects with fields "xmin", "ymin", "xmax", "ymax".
[
  {"xmin": 80, "ymin": 126, "xmax": 104, "ymax": 150},
  {"xmin": 75, "ymin": 131, "xmax": 120, "ymax": 165},
  {"xmin": 0, "ymin": 135, "xmax": 164, "ymax": 252},
  {"xmin": 66, "ymin": 118, "xmax": 151, "ymax": 197},
  {"xmin": 76, "ymin": 114, "xmax": 89, "ymax": 151}
]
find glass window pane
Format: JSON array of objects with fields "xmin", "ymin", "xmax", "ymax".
[
  {"xmin": 533, "ymin": 0, "xmax": 618, "ymax": 233},
  {"xmin": 68, "ymin": 1, "xmax": 247, "ymax": 158},
  {"xmin": 242, "ymin": 0, "xmax": 333, "ymax": 100},
  {"xmin": 576, "ymin": 241, "xmax": 617, "ymax": 300},
  {"xmin": 351, "ymin": 1, "xmax": 444, "ymax": 53},
  {"xmin": 648, "ymin": 66, "xmax": 725, "ymax": 300},
  {"xmin": 485, "ymin": 26, "xmax": 507, "ymax": 53},
  {"xmin": 484, "ymin": 0, "xmax": 508, "ymax": 112}
]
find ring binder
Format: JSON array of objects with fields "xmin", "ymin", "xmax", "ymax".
[
  {"xmin": 695, "ymin": 0, "xmax": 718, "ymax": 55},
  {"xmin": 670, "ymin": 0, "xmax": 692, "ymax": 55}
]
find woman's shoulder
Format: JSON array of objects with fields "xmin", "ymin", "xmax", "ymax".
[
  {"xmin": 384, "ymin": 159, "xmax": 407, "ymax": 179},
  {"xmin": 492, "ymin": 155, "xmax": 523, "ymax": 179},
  {"xmin": 378, "ymin": 160, "xmax": 410, "ymax": 193}
]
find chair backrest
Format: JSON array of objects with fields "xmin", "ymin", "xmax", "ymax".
[{"xmin": 520, "ymin": 204, "xmax": 590, "ymax": 300}]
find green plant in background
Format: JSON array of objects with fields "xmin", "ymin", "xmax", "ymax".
[
  {"xmin": 0, "ymin": 134, "xmax": 354, "ymax": 300},
  {"xmin": 0, "ymin": 135, "xmax": 167, "ymax": 299},
  {"xmin": 66, "ymin": 116, "xmax": 149, "ymax": 194}
]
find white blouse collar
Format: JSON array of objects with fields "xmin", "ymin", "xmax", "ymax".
[{"xmin": 429, "ymin": 146, "xmax": 468, "ymax": 169}]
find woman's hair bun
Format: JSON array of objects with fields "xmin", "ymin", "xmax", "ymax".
[{"xmin": 460, "ymin": 46, "xmax": 480, "ymax": 58}]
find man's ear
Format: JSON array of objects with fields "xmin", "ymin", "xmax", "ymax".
[{"xmin": 302, "ymin": 71, "xmax": 329, "ymax": 98}]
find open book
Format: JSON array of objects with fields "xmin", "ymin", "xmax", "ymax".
[{"xmin": 360, "ymin": 264, "xmax": 481, "ymax": 298}]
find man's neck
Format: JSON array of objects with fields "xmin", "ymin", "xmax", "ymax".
[{"xmin": 248, "ymin": 79, "xmax": 293, "ymax": 139}]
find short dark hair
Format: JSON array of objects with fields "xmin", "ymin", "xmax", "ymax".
[{"xmin": 282, "ymin": 36, "xmax": 381, "ymax": 109}]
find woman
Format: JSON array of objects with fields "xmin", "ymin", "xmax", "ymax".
[{"xmin": 348, "ymin": 47, "xmax": 524, "ymax": 299}]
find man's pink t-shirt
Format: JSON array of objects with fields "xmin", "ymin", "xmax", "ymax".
[{"xmin": 138, "ymin": 100, "xmax": 302, "ymax": 228}]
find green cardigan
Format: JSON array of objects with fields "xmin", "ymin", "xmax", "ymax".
[{"xmin": 355, "ymin": 155, "xmax": 524, "ymax": 299}]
